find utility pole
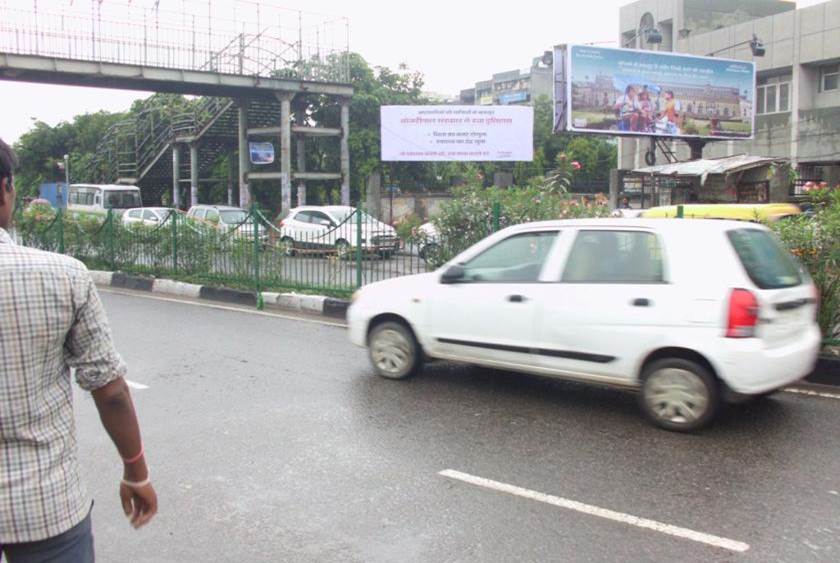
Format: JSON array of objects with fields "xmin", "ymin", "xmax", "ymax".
[{"xmin": 62, "ymin": 154, "xmax": 69, "ymax": 207}]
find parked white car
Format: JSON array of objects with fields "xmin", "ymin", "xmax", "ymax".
[
  {"xmin": 348, "ymin": 218, "xmax": 820, "ymax": 432},
  {"xmin": 279, "ymin": 206, "xmax": 400, "ymax": 257},
  {"xmin": 122, "ymin": 207, "xmax": 173, "ymax": 227},
  {"xmin": 186, "ymin": 205, "xmax": 266, "ymax": 241}
]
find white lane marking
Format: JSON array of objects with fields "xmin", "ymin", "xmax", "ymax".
[
  {"xmin": 438, "ymin": 469, "xmax": 750, "ymax": 553},
  {"xmin": 126, "ymin": 380, "xmax": 149, "ymax": 390},
  {"xmin": 98, "ymin": 288, "xmax": 347, "ymax": 328},
  {"xmin": 784, "ymin": 387, "xmax": 840, "ymax": 400}
]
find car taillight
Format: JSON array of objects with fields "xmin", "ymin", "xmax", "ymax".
[
  {"xmin": 726, "ymin": 288, "xmax": 759, "ymax": 338},
  {"xmin": 279, "ymin": 220, "xmax": 285, "ymax": 227}
]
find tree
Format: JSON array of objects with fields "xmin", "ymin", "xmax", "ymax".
[{"xmin": 12, "ymin": 111, "xmax": 125, "ymax": 197}]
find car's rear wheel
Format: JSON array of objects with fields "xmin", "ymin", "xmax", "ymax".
[
  {"xmin": 368, "ymin": 321, "xmax": 421, "ymax": 380},
  {"xmin": 639, "ymin": 358, "xmax": 719, "ymax": 432},
  {"xmin": 420, "ymin": 242, "xmax": 443, "ymax": 266}
]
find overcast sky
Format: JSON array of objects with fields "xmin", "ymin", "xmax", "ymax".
[{"xmin": 1, "ymin": 0, "xmax": 825, "ymax": 144}]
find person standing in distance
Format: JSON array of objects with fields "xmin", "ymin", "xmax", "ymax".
[{"xmin": 0, "ymin": 138, "xmax": 158, "ymax": 562}]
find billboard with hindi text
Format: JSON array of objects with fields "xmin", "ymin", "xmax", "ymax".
[{"xmin": 381, "ymin": 105, "xmax": 533, "ymax": 162}]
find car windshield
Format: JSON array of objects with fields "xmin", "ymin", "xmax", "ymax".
[
  {"xmin": 104, "ymin": 191, "xmax": 142, "ymax": 209},
  {"xmin": 727, "ymin": 229, "xmax": 804, "ymax": 289},
  {"xmin": 220, "ymin": 210, "xmax": 248, "ymax": 224}
]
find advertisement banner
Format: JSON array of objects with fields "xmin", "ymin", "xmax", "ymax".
[
  {"xmin": 381, "ymin": 105, "xmax": 533, "ymax": 162},
  {"xmin": 553, "ymin": 44, "xmax": 755, "ymax": 140},
  {"xmin": 249, "ymin": 141, "xmax": 275, "ymax": 165}
]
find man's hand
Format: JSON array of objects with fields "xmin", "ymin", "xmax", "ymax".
[{"xmin": 120, "ymin": 482, "xmax": 158, "ymax": 529}]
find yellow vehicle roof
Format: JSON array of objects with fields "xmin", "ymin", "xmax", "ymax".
[{"xmin": 640, "ymin": 203, "xmax": 801, "ymax": 222}]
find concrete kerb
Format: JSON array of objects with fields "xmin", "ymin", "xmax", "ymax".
[{"xmin": 90, "ymin": 270, "xmax": 349, "ymax": 320}]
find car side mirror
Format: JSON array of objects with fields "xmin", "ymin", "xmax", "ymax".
[
  {"xmin": 441, "ymin": 264, "xmax": 465, "ymax": 284},
  {"xmin": 320, "ymin": 219, "xmax": 333, "ymax": 227}
]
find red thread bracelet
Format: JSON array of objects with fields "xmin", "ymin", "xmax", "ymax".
[{"xmin": 122, "ymin": 446, "xmax": 144, "ymax": 465}]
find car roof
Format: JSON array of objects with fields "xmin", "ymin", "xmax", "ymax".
[
  {"xmin": 641, "ymin": 203, "xmax": 800, "ymax": 220},
  {"xmin": 191, "ymin": 205, "xmax": 244, "ymax": 211},
  {"xmin": 506, "ymin": 217, "xmax": 769, "ymax": 233},
  {"xmin": 70, "ymin": 184, "xmax": 140, "ymax": 191},
  {"xmin": 290, "ymin": 205, "xmax": 354, "ymax": 213}
]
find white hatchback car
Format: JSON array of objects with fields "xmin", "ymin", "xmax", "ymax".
[
  {"xmin": 186, "ymin": 205, "xmax": 266, "ymax": 241},
  {"xmin": 279, "ymin": 206, "xmax": 399, "ymax": 257},
  {"xmin": 348, "ymin": 218, "xmax": 821, "ymax": 431},
  {"xmin": 123, "ymin": 207, "xmax": 173, "ymax": 227}
]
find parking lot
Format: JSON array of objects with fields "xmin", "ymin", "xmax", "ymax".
[{"xmin": 75, "ymin": 290, "xmax": 840, "ymax": 562}]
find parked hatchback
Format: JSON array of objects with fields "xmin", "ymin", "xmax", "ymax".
[
  {"xmin": 348, "ymin": 219, "xmax": 820, "ymax": 432},
  {"xmin": 123, "ymin": 207, "xmax": 173, "ymax": 227},
  {"xmin": 279, "ymin": 206, "xmax": 399, "ymax": 257},
  {"xmin": 186, "ymin": 205, "xmax": 266, "ymax": 241}
]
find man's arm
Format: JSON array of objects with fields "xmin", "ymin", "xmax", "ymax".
[
  {"xmin": 92, "ymin": 377, "xmax": 157, "ymax": 528},
  {"xmin": 64, "ymin": 270, "xmax": 157, "ymax": 528}
]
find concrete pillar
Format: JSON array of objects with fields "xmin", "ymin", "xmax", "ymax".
[
  {"xmin": 189, "ymin": 143, "xmax": 199, "ymax": 208},
  {"xmin": 609, "ymin": 169, "xmax": 621, "ymax": 209},
  {"xmin": 365, "ymin": 173, "xmax": 382, "ymax": 219},
  {"xmin": 340, "ymin": 100, "xmax": 351, "ymax": 205},
  {"xmin": 237, "ymin": 102, "xmax": 250, "ymax": 208},
  {"xmin": 227, "ymin": 154, "xmax": 234, "ymax": 206},
  {"xmin": 295, "ymin": 109, "xmax": 307, "ymax": 207},
  {"xmin": 279, "ymin": 93, "xmax": 293, "ymax": 212},
  {"xmin": 171, "ymin": 143, "xmax": 181, "ymax": 210},
  {"xmin": 790, "ymin": 11, "xmax": 802, "ymax": 171},
  {"xmin": 296, "ymin": 137, "xmax": 307, "ymax": 207}
]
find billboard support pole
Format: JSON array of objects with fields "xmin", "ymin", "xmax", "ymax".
[
  {"xmin": 687, "ymin": 140, "xmax": 706, "ymax": 161},
  {"xmin": 646, "ymin": 137, "xmax": 657, "ymax": 167}
]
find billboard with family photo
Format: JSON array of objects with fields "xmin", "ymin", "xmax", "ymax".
[{"xmin": 553, "ymin": 44, "xmax": 756, "ymax": 140}]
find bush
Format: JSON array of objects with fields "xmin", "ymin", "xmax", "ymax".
[
  {"xmin": 773, "ymin": 188, "xmax": 840, "ymax": 338},
  {"xmin": 431, "ymin": 184, "xmax": 611, "ymax": 263},
  {"xmin": 394, "ymin": 213, "xmax": 424, "ymax": 246}
]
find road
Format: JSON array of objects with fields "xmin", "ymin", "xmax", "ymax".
[{"xmin": 72, "ymin": 290, "xmax": 840, "ymax": 562}]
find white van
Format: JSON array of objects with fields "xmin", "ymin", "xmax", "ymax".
[{"xmin": 67, "ymin": 184, "xmax": 142, "ymax": 216}]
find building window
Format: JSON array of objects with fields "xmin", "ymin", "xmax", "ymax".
[
  {"xmin": 756, "ymin": 82, "xmax": 791, "ymax": 115},
  {"xmin": 821, "ymin": 64, "xmax": 839, "ymax": 92}
]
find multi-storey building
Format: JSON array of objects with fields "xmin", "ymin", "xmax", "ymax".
[{"xmin": 460, "ymin": 57, "xmax": 553, "ymax": 106}]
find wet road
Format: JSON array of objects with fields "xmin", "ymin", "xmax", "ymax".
[{"xmin": 73, "ymin": 290, "xmax": 840, "ymax": 562}]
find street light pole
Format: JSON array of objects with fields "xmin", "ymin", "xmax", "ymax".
[{"xmin": 63, "ymin": 154, "xmax": 69, "ymax": 208}]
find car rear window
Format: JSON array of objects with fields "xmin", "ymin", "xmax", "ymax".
[{"xmin": 727, "ymin": 229, "xmax": 803, "ymax": 289}]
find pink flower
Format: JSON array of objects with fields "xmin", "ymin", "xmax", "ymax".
[{"xmin": 571, "ymin": 161, "xmax": 582, "ymax": 171}]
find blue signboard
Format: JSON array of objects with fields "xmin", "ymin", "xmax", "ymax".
[
  {"xmin": 499, "ymin": 91, "xmax": 529, "ymax": 105},
  {"xmin": 249, "ymin": 142, "xmax": 275, "ymax": 165}
]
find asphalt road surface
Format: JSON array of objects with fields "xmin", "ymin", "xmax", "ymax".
[{"xmin": 70, "ymin": 290, "xmax": 840, "ymax": 563}]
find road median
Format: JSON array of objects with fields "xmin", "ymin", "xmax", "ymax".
[{"xmin": 91, "ymin": 270, "xmax": 350, "ymax": 320}]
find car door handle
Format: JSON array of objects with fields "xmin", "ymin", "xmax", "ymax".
[
  {"xmin": 632, "ymin": 298, "xmax": 652, "ymax": 307},
  {"xmin": 508, "ymin": 295, "xmax": 528, "ymax": 303}
]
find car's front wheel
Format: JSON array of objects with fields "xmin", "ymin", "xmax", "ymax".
[
  {"xmin": 368, "ymin": 321, "xmax": 422, "ymax": 380},
  {"xmin": 639, "ymin": 358, "xmax": 719, "ymax": 432}
]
